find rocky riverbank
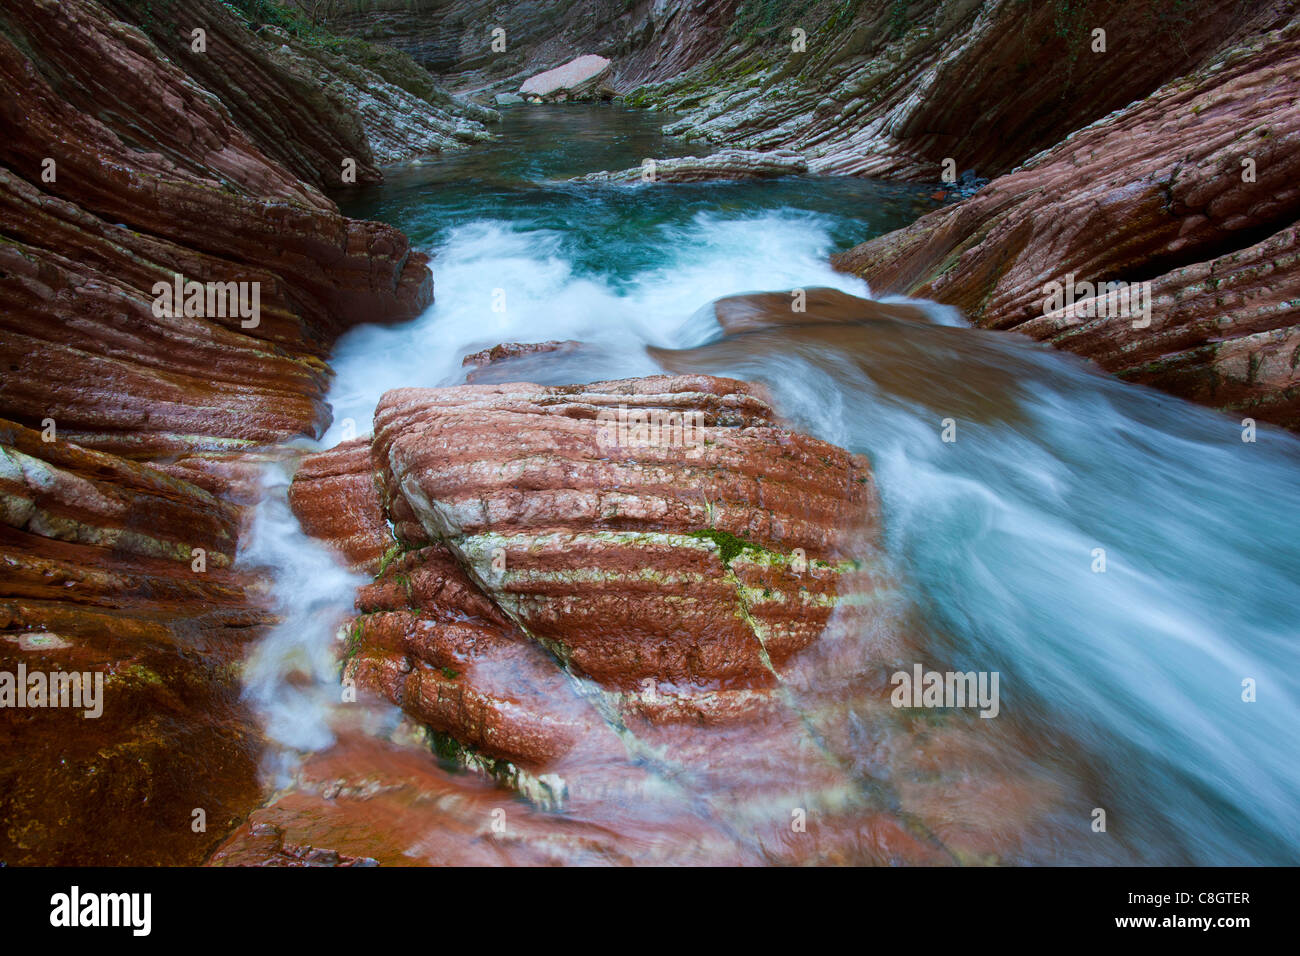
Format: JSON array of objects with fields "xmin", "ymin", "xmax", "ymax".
[
  {"xmin": 0, "ymin": 0, "xmax": 471, "ymax": 863},
  {"xmin": 316, "ymin": 0, "xmax": 1299, "ymax": 429},
  {"xmin": 223, "ymin": 372, "xmax": 1086, "ymax": 865},
  {"xmin": 833, "ymin": 17, "xmax": 1300, "ymax": 429}
]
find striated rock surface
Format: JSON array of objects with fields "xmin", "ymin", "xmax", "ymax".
[
  {"xmin": 635, "ymin": 0, "xmax": 1291, "ymax": 180},
  {"xmin": 286, "ymin": 438, "xmax": 391, "ymax": 574},
  {"xmin": 0, "ymin": 418, "xmax": 269, "ymax": 864},
  {"xmin": 369, "ymin": 376, "xmax": 872, "ymax": 688},
  {"xmin": 316, "ymin": 0, "xmax": 1288, "ymax": 182},
  {"xmin": 284, "ymin": 375, "xmax": 1095, "ymax": 864},
  {"xmin": 574, "ymin": 148, "xmax": 807, "ymax": 183},
  {"xmin": 834, "ymin": 20, "xmax": 1300, "ymax": 428},
  {"xmin": 101, "ymin": 0, "xmax": 493, "ymax": 183},
  {"xmin": 0, "ymin": 0, "xmax": 437, "ymax": 864},
  {"xmin": 0, "ymin": 0, "xmax": 432, "ymax": 455}
]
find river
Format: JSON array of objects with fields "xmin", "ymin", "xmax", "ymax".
[{"xmin": 239, "ymin": 104, "xmax": 1300, "ymax": 865}]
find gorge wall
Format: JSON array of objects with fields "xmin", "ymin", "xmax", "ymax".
[
  {"xmin": 311, "ymin": 0, "xmax": 1289, "ymax": 178},
  {"xmin": 312, "ymin": 0, "xmax": 1300, "ymax": 429},
  {"xmin": 0, "ymin": 0, "xmax": 468, "ymax": 863},
  {"xmin": 834, "ymin": 16, "xmax": 1300, "ymax": 428}
]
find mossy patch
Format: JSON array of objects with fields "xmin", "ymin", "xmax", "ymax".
[
  {"xmin": 341, "ymin": 618, "xmax": 365, "ymax": 666},
  {"xmin": 686, "ymin": 528, "xmax": 774, "ymax": 566}
]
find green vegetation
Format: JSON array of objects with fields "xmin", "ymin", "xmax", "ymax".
[
  {"xmin": 375, "ymin": 542, "xmax": 403, "ymax": 576},
  {"xmin": 218, "ymin": 0, "xmax": 371, "ymax": 54},
  {"xmin": 687, "ymin": 528, "xmax": 775, "ymax": 566},
  {"xmin": 221, "ymin": 0, "xmax": 316, "ymax": 36},
  {"xmin": 886, "ymin": 0, "xmax": 909, "ymax": 39},
  {"xmin": 342, "ymin": 618, "xmax": 365, "ymax": 666}
]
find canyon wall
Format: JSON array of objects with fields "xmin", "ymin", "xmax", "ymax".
[
  {"xmin": 4, "ymin": 0, "xmax": 1298, "ymax": 865},
  {"xmin": 0, "ymin": 0, "xmax": 453, "ymax": 863},
  {"xmin": 310, "ymin": 0, "xmax": 1300, "ymax": 428},
  {"xmin": 835, "ymin": 17, "xmax": 1300, "ymax": 429},
  {"xmin": 312, "ymin": 0, "xmax": 1290, "ymax": 178}
]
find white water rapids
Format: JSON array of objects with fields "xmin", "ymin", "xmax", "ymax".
[{"xmin": 234, "ymin": 106, "xmax": 1300, "ymax": 865}]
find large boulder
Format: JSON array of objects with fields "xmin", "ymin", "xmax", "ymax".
[
  {"xmin": 519, "ymin": 54, "xmax": 611, "ymax": 101},
  {"xmin": 283, "ymin": 375, "xmax": 1086, "ymax": 864}
]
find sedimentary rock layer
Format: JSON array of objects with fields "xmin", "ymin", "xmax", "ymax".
[
  {"xmin": 642, "ymin": 0, "xmax": 1289, "ymax": 179},
  {"xmin": 0, "ymin": 418, "xmax": 269, "ymax": 864},
  {"xmin": 0, "ymin": 0, "xmax": 434, "ymax": 456},
  {"xmin": 100, "ymin": 0, "xmax": 493, "ymax": 183},
  {"xmin": 317, "ymin": 0, "xmax": 1288, "ymax": 181},
  {"xmin": 0, "ymin": 0, "xmax": 440, "ymax": 864},
  {"xmin": 286, "ymin": 375, "xmax": 1097, "ymax": 864},
  {"xmin": 574, "ymin": 148, "xmax": 807, "ymax": 183},
  {"xmin": 834, "ymin": 20, "xmax": 1300, "ymax": 428}
]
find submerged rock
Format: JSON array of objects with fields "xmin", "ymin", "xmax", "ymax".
[
  {"xmin": 710, "ymin": 288, "xmax": 938, "ymax": 334},
  {"xmin": 461, "ymin": 340, "xmax": 582, "ymax": 371},
  {"xmin": 574, "ymin": 149, "xmax": 807, "ymax": 183}
]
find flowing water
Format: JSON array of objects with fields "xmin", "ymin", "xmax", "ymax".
[{"xmin": 243, "ymin": 104, "xmax": 1300, "ymax": 864}]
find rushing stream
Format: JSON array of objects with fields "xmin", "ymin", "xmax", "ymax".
[{"xmin": 242, "ymin": 104, "xmax": 1300, "ymax": 865}]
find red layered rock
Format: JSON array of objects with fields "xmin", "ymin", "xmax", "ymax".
[
  {"xmin": 283, "ymin": 375, "xmax": 1093, "ymax": 864},
  {"xmin": 834, "ymin": 20, "xmax": 1300, "ymax": 429},
  {"xmin": 370, "ymin": 377, "xmax": 871, "ymax": 686},
  {"xmin": 207, "ymin": 731, "xmax": 747, "ymax": 866},
  {"xmin": 287, "ymin": 438, "xmax": 391, "ymax": 574},
  {"xmin": 0, "ymin": 418, "xmax": 268, "ymax": 864},
  {"xmin": 0, "ymin": 0, "xmax": 433, "ymax": 454},
  {"xmin": 98, "ymin": 0, "xmax": 493, "ymax": 184},
  {"xmin": 0, "ymin": 0, "xmax": 436, "ymax": 865}
]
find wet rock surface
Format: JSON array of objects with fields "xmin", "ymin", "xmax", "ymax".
[
  {"xmin": 7, "ymin": 0, "xmax": 1296, "ymax": 867},
  {"xmin": 101, "ymin": 0, "xmax": 494, "ymax": 181},
  {"xmin": 317, "ymin": 0, "xmax": 1287, "ymax": 181},
  {"xmin": 574, "ymin": 148, "xmax": 807, "ymax": 183},
  {"xmin": 0, "ymin": 0, "xmax": 452, "ymax": 864},
  {"xmin": 275, "ymin": 374, "xmax": 1096, "ymax": 865},
  {"xmin": 834, "ymin": 20, "xmax": 1300, "ymax": 429}
]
